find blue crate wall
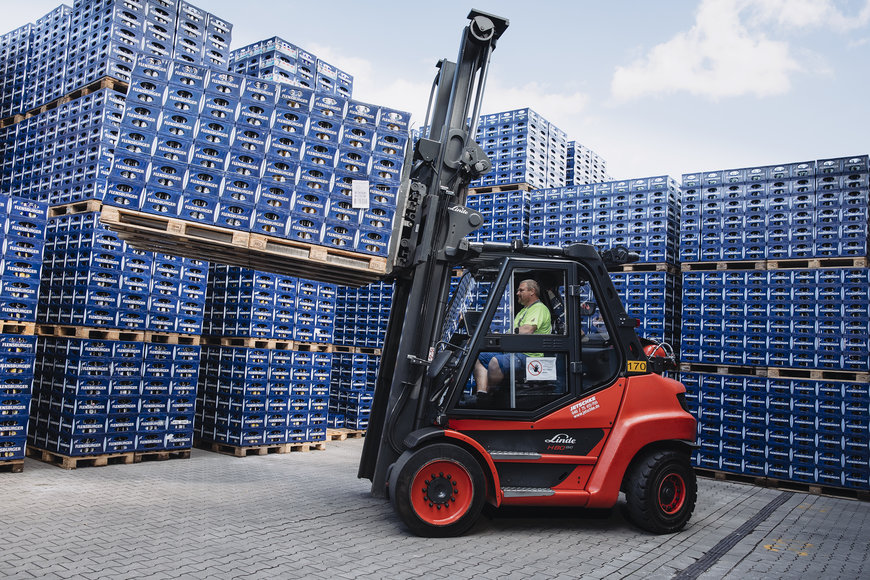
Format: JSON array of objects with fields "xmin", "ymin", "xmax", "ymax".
[
  {"xmin": 333, "ymin": 281, "xmax": 394, "ymax": 350},
  {"xmin": 63, "ymin": 0, "xmax": 233, "ymax": 94},
  {"xmin": 39, "ymin": 210, "xmax": 208, "ymax": 334},
  {"xmin": 329, "ymin": 352, "xmax": 378, "ymax": 431},
  {"xmin": 567, "ymin": 141, "xmax": 610, "ymax": 186},
  {"xmin": 229, "ymin": 36, "xmax": 353, "ymax": 99},
  {"xmin": 681, "ymin": 372, "xmax": 869, "ymax": 490},
  {"xmin": 0, "ymin": 334, "xmax": 38, "ymax": 462},
  {"xmin": 28, "ymin": 336, "xmax": 200, "ymax": 455},
  {"xmin": 610, "ymin": 271, "xmax": 681, "ymax": 351},
  {"xmin": 469, "ymin": 108, "xmax": 568, "ymax": 189},
  {"xmin": 0, "ymin": 196, "xmax": 48, "ymax": 322},
  {"xmin": 0, "ymin": 1, "xmax": 232, "ymax": 119},
  {"xmin": 204, "ymin": 265, "xmax": 336, "ymax": 344},
  {"xmin": 528, "ymin": 176, "xmax": 681, "ymax": 265},
  {"xmin": 2, "ymin": 87, "xmax": 124, "ymax": 203},
  {"xmin": 0, "ymin": 24, "xmax": 34, "ymax": 118},
  {"xmin": 104, "ymin": 57, "xmax": 409, "ymax": 259},
  {"xmin": 195, "ymin": 344, "xmax": 330, "ymax": 446},
  {"xmin": 681, "ymin": 156, "xmax": 869, "ymax": 262},
  {"xmin": 21, "ymin": 5, "xmax": 72, "ymax": 112},
  {"xmin": 465, "ymin": 187, "xmax": 530, "ymax": 244},
  {"xmin": 680, "ymin": 268, "xmax": 870, "ymax": 371}
]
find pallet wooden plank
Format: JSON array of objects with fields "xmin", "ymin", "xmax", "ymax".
[
  {"xmin": 27, "ymin": 446, "xmax": 135, "ymax": 470},
  {"xmin": 199, "ymin": 440, "xmax": 326, "ymax": 457},
  {"xmin": 0, "ymin": 460, "xmax": 25, "ymax": 473}
]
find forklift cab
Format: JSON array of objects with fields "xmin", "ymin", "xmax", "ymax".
[{"xmin": 436, "ymin": 257, "xmax": 622, "ymax": 416}]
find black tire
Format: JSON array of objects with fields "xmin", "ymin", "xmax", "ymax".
[
  {"xmin": 624, "ymin": 449, "xmax": 697, "ymax": 534},
  {"xmin": 389, "ymin": 443, "xmax": 486, "ymax": 537}
]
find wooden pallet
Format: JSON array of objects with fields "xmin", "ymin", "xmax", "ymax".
[
  {"xmin": 682, "ymin": 261, "xmax": 764, "ymax": 272},
  {"xmin": 695, "ymin": 468, "xmax": 870, "ymax": 502},
  {"xmin": 612, "ymin": 262, "xmax": 679, "ymax": 274},
  {"xmin": 679, "ymin": 363, "xmax": 765, "ymax": 377},
  {"xmin": 100, "ymin": 206, "xmax": 389, "ymax": 286},
  {"xmin": 765, "ymin": 256, "xmax": 868, "ymax": 270},
  {"xmin": 199, "ymin": 440, "xmax": 326, "ymax": 457},
  {"xmin": 0, "ymin": 321, "xmax": 36, "ymax": 335},
  {"xmin": 145, "ymin": 332, "xmax": 201, "ymax": 346},
  {"xmin": 327, "ymin": 428, "xmax": 365, "ymax": 441},
  {"xmin": 37, "ymin": 325, "xmax": 147, "ymax": 342},
  {"xmin": 0, "ymin": 460, "xmax": 24, "ymax": 473},
  {"xmin": 682, "ymin": 256, "xmax": 868, "ymax": 272},
  {"xmin": 48, "ymin": 199, "xmax": 102, "ymax": 218},
  {"xmin": 203, "ymin": 336, "xmax": 294, "ymax": 350},
  {"xmin": 354, "ymin": 346, "xmax": 382, "ymax": 356},
  {"xmin": 765, "ymin": 367, "xmax": 869, "ymax": 384},
  {"xmin": 469, "ymin": 182, "xmax": 532, "ymax": 195},
  {"xmin": 27, "ymin": 446, "xmax": 136, "ymax": 470},
  {"xmin": 134, "ymin": 449, "xmax": 191, "ymax": 463},
  {"xmin": 680, "ymin": 363, "xmax": 869, "ymax": 383}
]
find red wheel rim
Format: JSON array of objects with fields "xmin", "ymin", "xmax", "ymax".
[
  {"xmin": 410, "ymin": 459, "xmax": 475, "ymax": 526},
  {"xmin": 658, "ymin": 473, "xmax": 686, "ymax": 515}
]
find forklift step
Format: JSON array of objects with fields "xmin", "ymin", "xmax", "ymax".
[{"xmin": 502, "ymin": 487, "xmax": 555, "ymax": 498}]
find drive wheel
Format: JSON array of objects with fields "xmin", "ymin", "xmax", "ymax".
[
  {"xmin": 624, "ymin": 449, "xmax": 697, "ymax": 534},
  {"xmin": 390, "ymin": 443, "xmax": 486, "ymax": 537}
]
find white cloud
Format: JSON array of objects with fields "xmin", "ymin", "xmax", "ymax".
[{"xmin": 610, "ymin": 0, "xmax": 870, "ymax": 102}]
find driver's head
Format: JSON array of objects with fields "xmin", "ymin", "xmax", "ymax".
[{"xmin": 517, "ymin": 279, "xmax": 540, "ymax": 306}]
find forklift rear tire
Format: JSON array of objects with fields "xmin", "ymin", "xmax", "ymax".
[
  {"xmin": 390, "ymin": 443, "xmax": 486, "ymax": 537},
  {"xmin": 624, "ymin": 449, "xmax": 697, "ymax": 534}
]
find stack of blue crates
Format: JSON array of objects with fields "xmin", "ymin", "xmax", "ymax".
[
  {"xmin": 329, "ymin": 281, "xmax": 393, "ymax": 429},
  {"xmin": 329, "ymin": 352, "xmax": 377, "ymax": 430},
  {"xmin": 4, "ymin": 87, "xmax": 125, "ymax": 203},
  {"xmin": 63, "ymin": 0, "xmax": 232, "ymax": 94},
  {"xmin": 0, "ymin": 196, "xmax": 45, "ymax": 466},
  {"xmin": 21, "ymin": 5, "xmax": 72, "ymax": 112},
  {"xmin": 466, "ymin": 187, "xmax": 530, "ymax": 244},
  {"xmin": 105, "ymin": 56, "xmax": 409, "ymax": 258},
  {"xmin": 471, "ymin": 108, "xmax": 567, "ymax": 189},
  {"xmin": 196, "ymin": 264, "xmax": 336, "ymax": 447},
  {"xmin": 204, "ymin": 265, "xmax": 336, "ymax": 344},
  {"xmin": 40, "ymin": 211, "xmax": 208, "ymax": 333},
  {"xmin": 681, "ymin": 156, "xmax": 869, "ymax": 262},
  {"xmin": 1, "ymin": 198, "xmax": 47, "ymax": 321},
  {"xmin": 529, "ymin": 176, "xmax": 680, "ymax": 264},
  {"xmin": 528, "ymin": 176, "xmax": 682, "ymax": 349},
  {"xmin": 31, "ymin": 338, "xmax": 199, "ymax": 455},
  {"xmin": 680, "ymin": 155, "xmax": 870, "ymax": 491},
  {"xmin": 566, "ymin": 141, "xmax": 610, "ymax": 186},
  {"xmin": 229, "ymin": 37, "xmax": 353, "ymax": 99},
  {"xmin": 0, "ymin": 334, "xmax": 38, "ymax": 463},
  {"xmin": 196, "ymin": 346, "xmax": 330, "ymax": 446},
  {"xmin": 29, "ymin": 206, "xmax": 208, "ymax": 456},
  {"xmin": 0, "ymin": 22, "xmax": 33, "ymax": 118},
  {"xmin": 681, "ymin": 373, "xmax": 869, "ymax": 490},
  {"xmin": 681, "ymin": 269, "xmax": 869, "ymax": 370}
]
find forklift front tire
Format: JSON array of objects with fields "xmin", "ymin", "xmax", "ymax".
[
  {"xmin": 624, "ymin": 449, "xmax": 697, "ymax": 534},
  {"xmin": 389, "ymin": 443, "xmax": 486, "ymax": 537}
]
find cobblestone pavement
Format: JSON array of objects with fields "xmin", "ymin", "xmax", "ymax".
[{"xmin": 3, "ymin": 438, "xmax": 868, "ymax": 579}]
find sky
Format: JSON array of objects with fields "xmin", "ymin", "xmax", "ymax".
[{"xmin": 3, "ymin": 0, "xmax": 870, "ymax": 181}]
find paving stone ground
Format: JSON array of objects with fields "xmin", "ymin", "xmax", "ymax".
[{"xmin": 2, "ymin": 438, "xmax": 868, "ymax": 579}]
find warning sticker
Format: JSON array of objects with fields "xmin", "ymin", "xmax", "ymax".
[{"xmin": 525, "ymin": 357, "xmax": 557, "ymax": 381}]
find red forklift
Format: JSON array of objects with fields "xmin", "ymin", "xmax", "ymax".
[{"xmin": 357, "ymin": 10, "xmax": 698, "ymax": 537}]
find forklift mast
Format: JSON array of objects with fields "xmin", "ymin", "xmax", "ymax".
[{"xmin": 358, "ymin": 10, "xmax": 509, "ymax": 493}]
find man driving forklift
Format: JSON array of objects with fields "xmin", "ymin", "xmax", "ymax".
[{"xmin": 472, "ymin": 278, "xmax": 552, "ymax": 398}]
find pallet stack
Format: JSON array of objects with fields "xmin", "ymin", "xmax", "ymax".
[
  {"xmin": 229, "ymin": 37, "xmax": 353, "ymax": 99},
  {"xmin": 329, "ymin": 281, "xmax": 393, "ymax": 430},
  {"xmin": 566, "ymin": 141, "xmax": 610, "ymax": 185},
  {"xmin": 0, "ymin": 0, "xmax": 236, "ymax": 468},
  {"xmin": 0, "ymin": 198, "xmax": 46, "ymax": 472},
  {"xmin": 195, "ymin": 265, "xmax": 335, "ymax": 452},
  {"xmin": 471, "ymin": 108, "xmax": 567, "ymax": 190},
  {"xmin": 528, "ymin": 176, "xmax": 682, "ymax": 349},
  {"xmin": 679, "ymin": 155, "xmax": 870, "ymax": 493}
]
